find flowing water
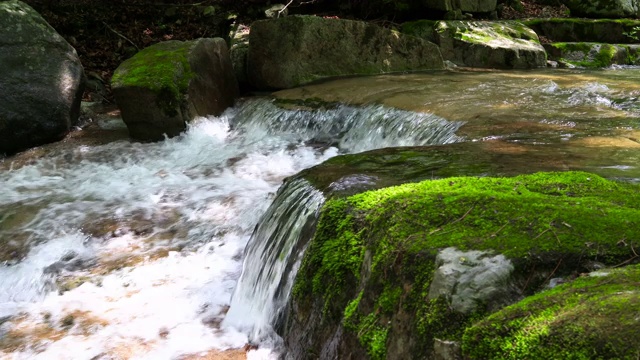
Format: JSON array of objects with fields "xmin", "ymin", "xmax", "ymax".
[{"xmin": 1, "ymin": 68, "xmax": 639, "ymax": 359}]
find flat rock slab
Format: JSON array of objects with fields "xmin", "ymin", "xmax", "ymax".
[
  {"xmin": 247, "ymin": 15, "xmax": 444, "ymax": 90},
  {"xmin": 434, "ymin": 20, "xmax": 547, "ymax": 69}
]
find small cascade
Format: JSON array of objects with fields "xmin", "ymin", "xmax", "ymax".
[
  {"xmin": 225, "ymin": 178, "xmax": 324, "ymax": 345},
  {"xmin": 232, "ymin": 98, "xmax": 464, "ymax": 152},
  {"xmin": 226, "ymin": 99, "xmax": 465, "ymax": 347}
]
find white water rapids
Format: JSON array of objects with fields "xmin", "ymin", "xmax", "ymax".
[{"xmin": 0, "ymin": 98, "xmax": 462, "ymax": 359}]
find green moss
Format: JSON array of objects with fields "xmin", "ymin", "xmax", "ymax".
[
  {"xmin": 111, "ymin": 41, "xmax": 196, "ymax": 115},
  {"xmin": 293, "ymin": 171, "xmax": 640, "ymax": 357},
  {"xmin": 549, "ymin": 42, "xmax": 622, "ymax": 68},
  {"xmin": 463, "ymin": 264, "xmax": 640, "ymax": 359}
]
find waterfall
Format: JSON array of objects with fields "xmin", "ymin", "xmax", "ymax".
[
  {"xmin": 226, "ymin": 99, "xmax": 464, "ymax": 346},
  {"xmin": 225, "ymin": 178, "xmax": 324, "ymax": 345}
]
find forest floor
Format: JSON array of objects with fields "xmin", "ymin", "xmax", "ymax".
[{"xmin": 23, "ymin": 0, "xmax": 569, "ymax": 102}]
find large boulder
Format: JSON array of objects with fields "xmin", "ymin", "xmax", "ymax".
[
  {"xmin": 282, "ymin": 171, "xmax": 640, "ymax": 359},
  {"xmin": 0, "ymin": 0, "xmax": 84, "ymax": 156},
  {"xmin": 247, "ymin": 15, "xmax": 445, "ymax": 90},
  {"xmin": 111, "ymin": 38, "xmax": 238, "ymax": 141},
  {"xmin": 424, "ymin": 0, "xmax": 497, "ymax": 13},
  {"xmin": 563, "ymin": 0, "xmax": 640, "ymax": 18},
  {"xmin": 421, "ymin": 20, "xmax": 547, "ymax": 69}
]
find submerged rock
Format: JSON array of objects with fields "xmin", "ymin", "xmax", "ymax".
[
  {"xmin": 0, "ymin": 0, "xmax": 85, "ymax": 156},
  {"xmin": 282, "ymin": 171, "xmax": 640, "ymax": 359},
  {"xmin": 423, "ymin": 20, "xmax": 547, "ymax": 69},
  {"xmin": 111, "ymin": 38, "xmax": 238, "ymax": 141},
  {"xmin": 544, "ymin": 42, "xmax": 640, "ymax": 67},
  {"xmin": 464, "ymin": 264, "xmax": 640, "ymax": 359},
  {"xmin": 247, "ymin": 15, "xmax": 444, "ymax": 90}
]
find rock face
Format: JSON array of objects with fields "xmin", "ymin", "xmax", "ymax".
[
  {"xmin": 424, "ymin": 0, "xmax": 497, "ymax": 13},
  {"xmin": 247, "ymin": 15, "xmax": 445, "ymax": 90},
  {"xmin": 564, "ymin": 0, "xmax": 640, "ymax": 18},
  {"xmin": 544, "ymin": 42, "xmax": 640, "ymax": 67},
  {"xmin": 524, "ymin": 19, "xmax": 640, "ymax": 44},
  {"xmin": 111, "ymin": 38, "xmax": 238, "ymax": 141},
  {"xmin": 282, "ymin": 171, "xmax": 640, "ymax": 359},
  {"xmin": 427, "ymin": 20, "xmax": 547, "ymax": 69},
  {"xmin": 0, "ymin": 0, "xmax": 85, "ymax": 155}
]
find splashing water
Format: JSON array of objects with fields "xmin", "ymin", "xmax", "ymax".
[{"xmin": 0, "ymin": 98, "xmax": 462, "ymax": 359}]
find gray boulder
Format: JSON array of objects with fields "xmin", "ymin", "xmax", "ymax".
[
  {"xmin": 433, "ymin": 20, "xmax": 547, "ymax": 69},
  {"xmin": 564, "ymin": 0, "xmax": 640, "ymax": 18},
  {"xmin": 247, "ymin": 15, "xmax": 445, "ymax": 90},
  {"xmin": 0, "ymin": 0, "xmax": 84, "ymax": 156},
  {"xmin": 111, "ymin": 38, "xmax": 238, "ymax": 141},
  {"xmin": 425, "ymin": 0, "xmax": 497, "ymax": 13}
]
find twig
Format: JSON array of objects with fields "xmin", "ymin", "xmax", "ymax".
[
  {"xmin": 543, "ymin": 257, "xmax": 563, "ymax": 285},
  {"xmin": 429, "ymin": 205, "xmax": 475, "ymax": 235},
  {"xmin": 278, "ymin": 0, "xmax": 294, "ymax": 17},
  {"xmin": 532, "ymin": 228, "xmax": 550, "ymax": 240},
  {"xmin": 101, "ymin": 21, "xmax": 139, "ymax": 51}
]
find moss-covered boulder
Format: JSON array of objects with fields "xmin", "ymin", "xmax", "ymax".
[
  {"xmin": 405, "ymin": 20, "xmax": 546, "ymax": 69},
  {"xmin": 281, "ymin": 171, "xmax": 640, "ymax": 359},
  {"xmin": 0, "ymin": 0, "xmax": 85, "ymax": 156},
  {"xmin": 563, "ymin": 0, "xmax": 640, "ymax": 18},
  {"xmin": 247, "ymin": 15, "xmax": 444, "ymax": 90},
  {"xmin": 524, "ymin": 18, "xmax": 640, "ymax": 44},
  {"xmin": 463, "ymin": 264, "xmax": 640, "ymax": 359},
  {"xmin": 544, "ymin": 42, "xmax": 640, "ymax": 67},
  {"xmin": 111, "ymin": 38, "xmax": 238, "ymax": 141}
]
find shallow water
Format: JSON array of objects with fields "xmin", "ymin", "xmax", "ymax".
[{"xmin": 1, "ymin": 68, "xmax": 639, "ymax": 359}]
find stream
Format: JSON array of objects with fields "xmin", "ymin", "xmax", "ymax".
[{"xmin": 1, "ymin": 68, "xmax": 639, "ymax": 359}]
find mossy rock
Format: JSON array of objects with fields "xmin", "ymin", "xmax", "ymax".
[
  {"xmin": 247, "ymin": 15, "xmax": 444, "ymax": 90},
  {"xmin": 563, "ymin": 0, "xmax": 640, "ymax": 19},
  {"xmin": 544, "ymin": 42, "xmax": 634, "ymax": 68},
  {"xmin": 524, "ymin": 18, "xmax": 640, "ymax": 44},
  {"xmin": 433, "ymin": 21, "xmax": 547, "ymax": 69},
  {"xmin": 283, "ymin": 171, "xmax": 640, "ymax": 359},
  {"xmin": 463, "ymin": 264, "xmax": 640, "ymax": 359},
  {"xmin": 111, "ymin": 38, "xmax": 238, "ymax": 141}
]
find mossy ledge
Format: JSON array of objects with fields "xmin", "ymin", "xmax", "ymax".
[
  {"xmin": 287, "ymin": 171, "xmax": 640, "ymax": 359},
  {"xmin": 463, "ymin": 264, "xmax": 640, "ymax": 359}
]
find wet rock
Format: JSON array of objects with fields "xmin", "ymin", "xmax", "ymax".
[
  {"xmin": 419, "ymin": 20, "xmax": 547, "ymax": 69},
  {"xmin": 111, "ymin": 38, "xmax": 239, "ymax": 141},
  {"xmin": 0, "ymin": 0, "xmax": 85, "ymax": 155},
  {"xmin": 544, "ymin": 42, "xmax": 640, "ymax": 68},
  {"xmin": 229, "ymin": 24, "xmax": 250, "ymax": 91},
  {"xmin": 247, "ymin": 15, "xmax": 444, "ymax": 90}
]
